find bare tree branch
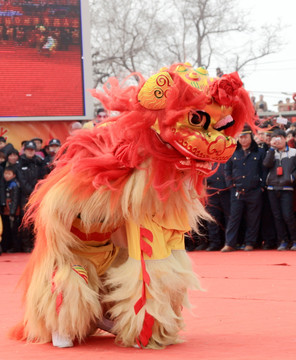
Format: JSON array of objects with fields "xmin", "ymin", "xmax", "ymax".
[{"xmin": 89, "ymin": 0, "xmax": 283, "ymax": 84}]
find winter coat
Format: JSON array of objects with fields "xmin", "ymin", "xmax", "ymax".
[
  {"xmin": 16, "ymin": 155, "xmax": 45, "ymax": 210},
  {"xmin": 206, "ymin": 163, "xmax": 229, "ymax": 193},
  {"xmin": 225, "ymin": 141, "xmax": 266, "ymax": 192},
  {"xmin": 263, "ymin": 146, "xmax": 296, "ymax": 189}
]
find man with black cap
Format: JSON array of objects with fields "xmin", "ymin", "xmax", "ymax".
[
  {"xmin": 44, "ymin": 138, "xmax": 61, "ymax": 173},
  {"xmin": 221, "ymin": 125, "xmax": 267, "ymax": 252},
  {"xmin": 16, "ymin": 141, "xmax": 46, "ymax": 252},
  {"xmin": 31, "ymin": 137, "xmax": 45, "ymax": 160}
]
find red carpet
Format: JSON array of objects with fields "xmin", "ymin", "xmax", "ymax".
[
  {"xmin": 0, "ymin": 45, "xmax": 84, "ymax": 117},
  {"xmin": 0, "ymin": 251, "xmax": 295, "ymax": 359}
]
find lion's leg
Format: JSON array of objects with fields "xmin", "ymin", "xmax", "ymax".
[
  {"xmin": 22, "ymin": 251, "xmax": 102, "ymax": 346},
  {"xmin": 11, "ymin": 168, "xmax": 122, "ymax": 346},
  {"xmin": 104, "ymin": 219, "xmax": 200, "ymax": 349}
]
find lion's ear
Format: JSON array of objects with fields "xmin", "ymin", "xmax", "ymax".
[{"xmin": 138, "ymin": 72, "xmax": 173, "ymax": 110}]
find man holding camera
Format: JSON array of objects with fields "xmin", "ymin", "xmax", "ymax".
[{"xmin": 263, "ymin": 129, "xmax": 296, "ymax": 250}]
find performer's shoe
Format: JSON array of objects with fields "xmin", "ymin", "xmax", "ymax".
[
  {"xmin": 244, "ymin": 245, "xmax": 254, "ymax": 251},
  {"xmin": 52, "ymin": 332, "xmax": 74, "ymax": 348},
  {"xmin": 290, "ymin": 242, "xmax": 296, "ymax": 251},
  {"xmin": 221, "ymin": 245, "xmax": 235, "ymax": 252}
]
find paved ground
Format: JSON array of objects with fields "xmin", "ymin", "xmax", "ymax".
[{"xmin": 0, "ymin": 251, "xmax": 295, "ymax": 360}]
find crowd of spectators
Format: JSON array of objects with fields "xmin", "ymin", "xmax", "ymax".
[
  {"xmin": 186, "ymin": 122, "xmax": 296, "ymax": 253},
  {"xmin": 215, "ymin": 68, "xmax": 295, "ymax": 114},
  {"xmin": 0, "ymin": 109, "xmax": 108, "ymax": 255},
  {"xmin": 0, "ymin": 136, "xmax": 61, "ymax": 254},
  {"xmin": 1, "ymin": 112, "xmax": 296, "ymax": 256}
]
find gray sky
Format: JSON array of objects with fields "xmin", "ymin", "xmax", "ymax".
[{"xmin": 241, "ymin": 0, "xmax": 296, "ymax": 111}]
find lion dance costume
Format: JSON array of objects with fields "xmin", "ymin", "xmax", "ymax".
[{"xmin": 10, "ymin": 63, "xmax": 254, "ymax": 349}]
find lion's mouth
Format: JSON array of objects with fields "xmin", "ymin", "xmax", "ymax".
[
  {"xmin": 154, "ymin": 130, "xmax": 229, "ymax": 175},
  {"xmin": 172, "ymin": 129, "xmax": 236, "ymax": 163},
  {"xmin": 175, "ymin": 157, "xmax": 214, "ymax": 175}
]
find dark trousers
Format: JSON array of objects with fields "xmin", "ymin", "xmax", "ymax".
[
  {"xmin": 1, "ymin": 215, "xmax": 21, "ymax": 252},
  {"xmin": 226, "ymin": 188, "xmax": 262, "ymax": 248},
  {"xmin": 185, "ymin": 221, "xmax": 208, "ymax": 250},
  {"xmin": 268, "ymin": 190, "xmax": 296, "ymax": 244},
  {"xmin": 257, "ymin": 190, "xmax": 277, "ymax": 248},
  {"xmin": 19, "ymin": 212, "xmax": 35, "ymax": 252},
  {"xmin": 206, "ymin": 190, "xmax": 230, "ymax": 248}
]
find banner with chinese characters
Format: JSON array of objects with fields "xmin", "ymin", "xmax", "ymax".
[{"xmin": 0, "ymin": 121, "xmax": 79, "ymax": 151}]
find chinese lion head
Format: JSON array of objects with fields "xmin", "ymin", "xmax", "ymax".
[{"xmin": 91, "ymin": 62, "xmax": 254, "ymax": 193}]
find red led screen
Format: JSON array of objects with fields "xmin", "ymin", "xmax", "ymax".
[{"xmin": 0, "ymin": 0, "xmax": 91, "ymax": 119}]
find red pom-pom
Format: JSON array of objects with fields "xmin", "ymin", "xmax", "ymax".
[{"xmin": 209, "ymin": 72, "xmax": 243, "ymax": 107}]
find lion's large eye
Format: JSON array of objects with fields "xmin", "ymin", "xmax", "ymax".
[{"xmin": 189, "ymin": 111, "xmax": 210, "ymax": 130}]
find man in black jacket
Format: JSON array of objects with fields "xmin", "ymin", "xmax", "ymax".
[
  {"xmin": 16, "ymin": 141, "xmax": 45, "ymax": 252},
  {"xmin": 221, "ymin": 126, "xmax": 266, "ymax": 252},
  {"xmin": 263, "ymin": 129, "xmax": 296, "ymax": 250}
]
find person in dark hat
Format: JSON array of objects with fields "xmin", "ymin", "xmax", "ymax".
[
  {"xmin": 24, "ymin": 141, "xmax": 36, "ymax": 151},
  {"xmin": 48, "ymin": 138, "xmax": 61, "ymax": 147},
  {"xmin": 221, "ymin": 125, "xmax": 267, "ymax": 252},
  {"xmin": 6, "ymin": 148, "xmax": 20, "ymax": 171},
  {"xmin": 16, "ymin": 140, "xmax": 46, "ymax": 253},
  {"xmin": 44, "ymin": 138, "xmax": 61, "ymax": 174},
  {"xmin": 31, "ymin": 137, "xmax": 45, "ymax": 160}
]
